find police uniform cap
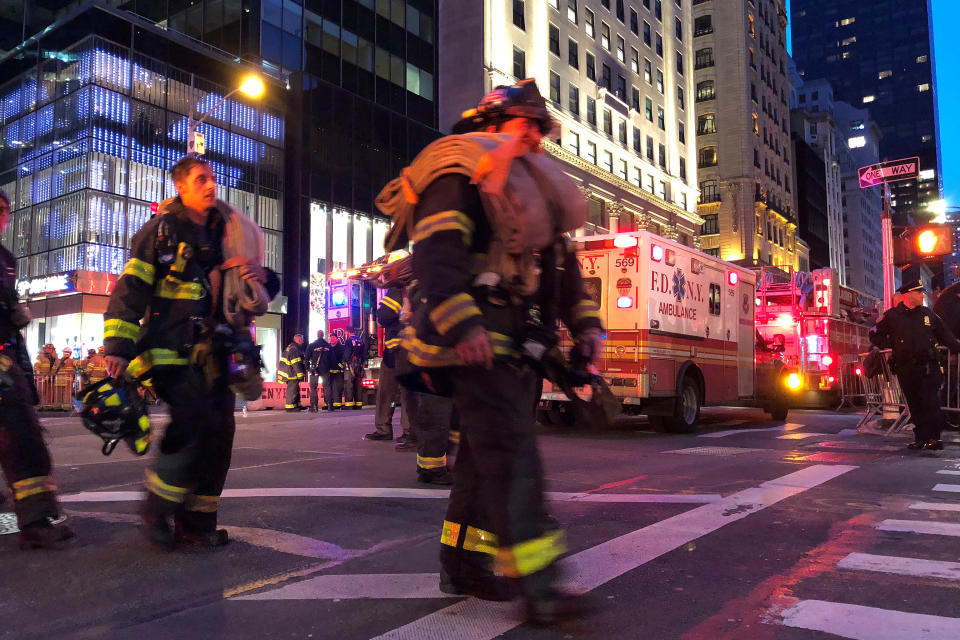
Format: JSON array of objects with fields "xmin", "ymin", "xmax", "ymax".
[{"xmin": 897, "ymin": 280, "xmax": 926, "ymax": 294}]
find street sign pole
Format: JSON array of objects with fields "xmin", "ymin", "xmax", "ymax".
[{"xmin": 881, "ymin": 182, "xmax": 894, "ymax": 311}]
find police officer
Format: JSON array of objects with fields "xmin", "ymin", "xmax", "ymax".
[
  {"xmin": 871, "ymin": 279, "xmax": 960, "ymax": 450},
  {"xmin": 305, "ymin": 329, "xmax": 330, "ymax": 412},
  {"xmin": 0, "ymin": 189, "xmax": 75, "ymax": 549},
  {"xmin": 319, "ymin": 333, "xmax": 345, "ymax": 410},
  {"xmin": 342, "ymin": 328, "xmax": 368, "ymax": 409},
  {"xmin": 279, "ymin": 333, "xmax": 307, "ymax": 411},
  {"xmin": 366, "ymin": 285, "xmax": 412, "ymax": 440},
  {"xmin": 379, "ymin": 80, "xmax": 603, "ymax": 623},
  {"xmin": 104, "ymin": 155, "xmax": 279, "ymax": 548}
]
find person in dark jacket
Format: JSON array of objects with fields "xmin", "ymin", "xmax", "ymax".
[
  {"xmin": 104, "ymin": 155, "xmax": 280, "ymax": 548},
  {"xmin": 871, "ymin": 279, "xmax": 960, "ymax": 450},
  {"xmin": 366, "ymin": 287, "xmax": 412, "ymax": 440},
  {"xmin": 342, "ymin": 328, "xmax": 368, "ymax": 409},
  {"xmin": 278, "ymin": 333, "xmax": 307, "ymax": 411},
  {"xmin": 384, "ymin": 80, "xmax": 603, "ymax": 623},
  {"xmin": 0, "ymin": 189, "xmax": 75, "ymax": 549},
  {"xmin": 305, "ymin": 330, "xmax": 330, "ymax": 412},
  {"xmin": 933, "ymin": 281, "xmax": 960, "ymax": 417},
  {"xmin": 319, "ymin": 333, "xmax": 345, "ymax": 410}
]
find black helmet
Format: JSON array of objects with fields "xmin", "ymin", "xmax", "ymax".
[
  {"xmin": 452, "ymin": 78, "xmax": 556, "ymax": 135},
  {"xmin": 76, "ymin": 378, "xmax": 152, "ymax": 456}
]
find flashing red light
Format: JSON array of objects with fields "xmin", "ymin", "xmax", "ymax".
[
  {"xmin": 361, "ymin": 378, "xmax": 377, "ymax": 389},
  {"xmin": 150, "ymin": 201, "xmax": 159, "ymax": 213},
  {"xmin": 728, "ymin": 271, "xmax": 739, "ymax": 286},
  {"xmin": 827, "ymin": 375, "xmax": 836, "ymax": 384},
  {"xmin": 821, "ymin": 354, "xmax": 834, "ymax": 367},
  {"xmin": 617, "ymin": 296, "xmax": 634, "ymax": 308},
  {"xmin": 854, "ymin": 367, "xmax": 863, "ymax": 376},
  {"xmin": 651, "ymin": 244, "xmax": 664, "ymax": 262}
]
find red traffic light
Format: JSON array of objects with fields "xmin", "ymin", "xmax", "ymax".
[{"xmin": 893, "ymin": 224, "xmax": 954, "ymax": 267}]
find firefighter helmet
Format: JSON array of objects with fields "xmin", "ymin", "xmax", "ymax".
[
  {"xmin": 451, "ymin": 79, "xmax": 555, "ymax": 135},
  {"xmin": 76, "ymin": 378, "xmax": 152, "ymax": 456}
]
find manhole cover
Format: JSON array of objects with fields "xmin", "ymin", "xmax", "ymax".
[
  {"xmin": 666, "ymin": 446, "xmax": 764, "ymax": 456},
  {"xmin": 0, "ymin": 512, "xmax": 18, "ymax": 535}
]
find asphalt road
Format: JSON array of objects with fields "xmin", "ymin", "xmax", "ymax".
[{"xmin": 3, "ymin": 405, "xmax": 960, "ymax": 640}]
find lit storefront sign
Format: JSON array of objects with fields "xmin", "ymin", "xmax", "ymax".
[{"xmin": 16, "ymin": 271, "xmax": 119, "ymax": 299}]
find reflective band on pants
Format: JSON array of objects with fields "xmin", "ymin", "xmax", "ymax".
[
  {"xmin": 184, "ymin": 494, "xmax": 220, "ymax": 513},
  {"xmin": 463, "ymin": 526, "xmax": 498, "ymax": 555},
  {"xmin": 417, "ymin": 454, "xmax": 447, "ymax": 470},
  {"xmin": 440, "ymin": 520, "xmax": 461, "ymax": 547},
  {"xmin": 145, "ymin": 469, "xmax": 189, "ymax": 503},
  {"xmin": 12, "ymin": 475, "xmax": 57, "ymax": 501}
]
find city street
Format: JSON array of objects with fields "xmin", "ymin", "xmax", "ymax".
[{"xmin": 3, "ymin": 406, "xmax": 960, "ymax": 639}]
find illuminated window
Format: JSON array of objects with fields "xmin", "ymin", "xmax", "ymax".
[
  {"xmin": 839, "ymin": 17, "xmax": 855, "ymax": 26},
  {"xmin": 353, "ymin": 215, "xmax": 370, "ymax": 267},
  {"xmin": 878, "ymin": 70, "xmax": 892, "ymax": 79},
  {"xmin": 847, "ymin": 136, "xmax": 866, "ymax": 149},
  {"xmin": 918, "ymin": 83, "xmax": 930, "ymax": 92},
  {"xmin": 862, "ymin": 95, "xmax": 875, "ymax": 103},
  {"xmin": 917, "ymin": 55, "xmax": 929, "ymax": 63},
  {"xmin": 841, "ymin": 36, "xmax": 856, "ymax": 46},
  {"xmin": 332, "ymin": 209, "xmax": 349, "ymax": 268}
]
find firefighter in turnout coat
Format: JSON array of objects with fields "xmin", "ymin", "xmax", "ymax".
[
  {"xmin": 104, "ymin": 156, "xmax": 279, "ymax": 548},
  {"xmin": 279, "ymin": 334, "xmax": 306, "ymax": 411},
  {"xmin": 377, "ymin": 80, "xmax": 603, "ymax": 624}
]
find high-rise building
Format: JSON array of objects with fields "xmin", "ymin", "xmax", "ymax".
[
  {"xmin": 790, "ymin": 0, "xmax": 940, "ymax": 225},
  {"xmin": 692, "ymin": 0, "xmax": 808, "ymax": 272},
  {"xmin": 791, "ymin": 137, "xmax": 829, "ymax": 271},
  {"xmin": 0, "ymin": 3, "xmax": 286, "ymax": 367},
  {"xmin": 438, "ymin": 0, "xmax": 702, "ymax": 245},
  {"xmin": 790, "ymin": 78, "xmax": 845, "ymax": 284}
]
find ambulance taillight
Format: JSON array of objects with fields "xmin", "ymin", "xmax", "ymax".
[{"xmin": 651, "ymin": 244, "xmax": 664, "ymax": 262}]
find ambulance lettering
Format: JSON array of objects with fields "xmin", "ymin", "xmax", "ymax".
[{"xmin": 651, "ymin": 267, "xmax": 699, "ymax": 321}]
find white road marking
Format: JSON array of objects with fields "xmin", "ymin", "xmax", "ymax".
[
  {"xmin": 778, "ymin": 599, "xmax": 960, "ymax": 639},
  {"xmin": 933, "ymin": 484, "xmax": 960, "ymax": 494},
  {"xmin": 60, "ymin": 488, "xmax": 723, "ymax": 504},
  {"xmin": 837, "ymin": 552, "xmax": 960, "ymax": 581},
  {"xmin": 367, "ymin": 464, "xmax": 856, "ymax": 640},
  {"xmin": 878, "ymin": 519, "xmax": 960, "ymax": 537},
  {"xmin": 910, "ymin": 502, "xmax": 960, "ymax": 512},
  {"xmin": 698, "ymin": 423, "xmax": 805, "ymax": 438},
  {"xmin": 838, "ymin": 429, "xmax": 860, "ymax": 436},
  {"xmin": 776, "ymin": 432, "xmax": 824, "ymax": 440},
  {"xmin": 236, "ymin": 573, "xmax": 452, "ymax": 601},
  {"xmin": 936, "ymin": 470, "xmax": 960, "ymax": 476}
]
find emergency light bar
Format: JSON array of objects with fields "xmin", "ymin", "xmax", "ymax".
[
  {"xmin": 614, "ymin": 235, "xmax": 639, "ymax": 248},
  {"xmin": 728, "ymin": 272, "xmax": 739, "ymax": 286},
  {"xmin": 651, "ymin": 244, "xmax": 664, "ymax": 262}
]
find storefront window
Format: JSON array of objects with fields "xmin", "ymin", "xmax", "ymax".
[
  {"xmin": 353, "ymin": 214, "xmax": 371, "ymax": 266},
  {"xmin": 332, "ymin": 209, "xmax": 349, "ymax": 268}
]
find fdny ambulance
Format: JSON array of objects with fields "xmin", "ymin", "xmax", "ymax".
[{"xmin": 541, "ymin": 231, "xmax": 787, "ymax": 432}]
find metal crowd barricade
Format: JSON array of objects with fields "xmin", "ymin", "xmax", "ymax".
[
  {"xmin": 33, "ymin": 371, "xmax": 80, "ymax": 411},
  {"xmin": 853, "ymin": 349, "xmax": 913, "ymax": 435},
  {"xmin": 940, "ymin": 347, "xmax": 960, "ymax": 424},
  {"xmin": 836, "ymin": 354, "xmax": 867, "ymax": 409}
]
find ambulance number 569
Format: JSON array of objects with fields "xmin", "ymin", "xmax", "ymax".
[{"xmin": 615, "ymin": 257, "xmax": 636, "ymax": 268}]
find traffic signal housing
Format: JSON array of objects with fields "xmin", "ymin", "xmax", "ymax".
[{"xmin": 893, "ymin": 224, "xmax": 954, "ymax": 267}]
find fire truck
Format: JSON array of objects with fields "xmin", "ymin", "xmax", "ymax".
[
  {"xmin": 754, "ymin": 266, "xmax": 878, "ymax": 408},
  {"xmin": 540, "ymin": 231, "xmax": 792, "ymax": 432}
]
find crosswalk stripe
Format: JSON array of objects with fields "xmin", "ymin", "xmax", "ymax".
[
  {"xmin": 779, "ymin": 599, "xmax": 960, "ymax": 639},
  {"xmin": 936, "ymin": 470, "xmax": 960, "ymax": 476},
  {"xmin": 369, "ymin": 464, "xmax": 856, "ymax": 640},
  {"xmin": 933, "ymin": 484, "xmax": 960, "ymax": 493},
  {"xmin": 910, "ymin": 502, "xmax": 960, "ymax": 512},
  {"xmin": 235, "ymin": 573, "xmax": 452, "ymax": 601},
  {"xmin": 698, "ymin": 423, "xmax": 805, "ymax": 439},
  {"xmin": 837, "ymin": 552, "xmax": 960, "ymax": 581},
  {"xmin": 878, "ymin": 519, "xmax": 960, "ymax": 537}
]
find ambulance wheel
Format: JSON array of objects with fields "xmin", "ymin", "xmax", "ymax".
[{"xmin": 664, "ymin": 377, "xmax": 701, "ymax": 433}]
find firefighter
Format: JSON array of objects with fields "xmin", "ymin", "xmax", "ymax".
[
  {"xmin": 279, "ymin": 333, "xmax": 307, "ymax": 411},
  {"xmin": 80, "ymin": 348, "xmax": 108, "ymax": 387},
  {"xmin": 366, "ymin": 284, "xmax": 413, "ymax": 441},
  {"xmin": 33, "ymin": 343, "xmax": 56, "ymax": 407},
  {"xmin": 342, "ymin": 327, "xmax": 368, "ymax": 409},
  {"xmin": 52, "ymin": 347, "xmax": 77, "ymax": 409},
  {"xmin": 305, "ymin": 329, "xmax": 330, "ymax": 412},
  {"xmin": 871, "ymin": 279, "xmax": 960, "ymax": 450},
  {"xmin": 104, "ymin": 155, "xmax": 279, "ymax": 548},
  {"xmin": 319, "ymin": 333, "xmax": 345, "ymax": 410},
  {"xmin": 0, "ymin": 188, "xmax": 75, "ymax": 549},
  {"xmin": 378, "ymin": 80, "xmax": 603, "ymax": 623}
]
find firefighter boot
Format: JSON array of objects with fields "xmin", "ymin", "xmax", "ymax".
[
  {"xmin": 139, "ymin": 493, "xmax": 175, "ymax": 549},
  {"xmin": 18, "ymin": 518, "xmax": 76, "ymax": 550},
  {"xmin": 521, "ymin": 564, "xmax": 596, "ymax": 626},
  {"xmin": 417, "ymin": 468, "xmax": 454, "ymax": 485},
  {"xmin": 439, "ymin": 544, "xmax": 517, "ymax": 601},
  {"xmin": 175, "ymin": 511, "xmax": 229, "ymax": 547}
]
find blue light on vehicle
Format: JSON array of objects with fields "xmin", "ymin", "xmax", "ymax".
[{"xmin": 331, "ymin": 288, "xmax": 348, "ymax": 307}]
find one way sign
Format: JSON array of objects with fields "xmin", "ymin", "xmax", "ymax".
[{"xmin": 858, "ymin": 157, "xmax": 920, "ymax": 189}]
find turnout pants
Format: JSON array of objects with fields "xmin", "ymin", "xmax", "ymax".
[
  {"xmin": 344, "ymin": 368, "xmax": 363, "ymax": 408},
  {"xmin": 408, "ymin": 391, "xmax": 455, "ymax": 475},
  {"xmin": 285, "ymin": 379, "xmax": 303, "ymax": 410},
  {"xmin": 322, "ymin": 372, "xmax": 344, "ymax": 410},
  {"xmin": 308, "ymin": 373, "xmax": 322, "ymax": 410},
  {"xmin": 373, "ymin": 362, "xmax": 411, "ymax": 437},
  {"xmin": 145, "ymin": 366, "xmax": 236, "ymax": 532},
  {"xmin": 899, "ymin": 366, "xmax": 945, "ymax": 443},
  {"xmin": 0, "ymin": 361, "xmax": 60, "ymax": 527},
  {"xmin": 441, "ymin": 363, "xmax": 561, "ymax": 600}
]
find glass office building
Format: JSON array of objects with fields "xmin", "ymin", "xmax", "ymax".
[{"xmin": 0, "ymin": 7, "xmax": 285, "ymax": 368}]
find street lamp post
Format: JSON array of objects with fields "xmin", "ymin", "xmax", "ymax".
[{"xmin": 187, "ymin": 74, "xmax": 266, "ymax": 155}]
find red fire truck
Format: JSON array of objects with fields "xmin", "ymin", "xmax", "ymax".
[
  {"xmin": 754, "ymin": 266, "xmax": 878, "ymax": 408},
  {"xmin": 540, "ymin": 231, "xmax": 794, "ymax": 432}
]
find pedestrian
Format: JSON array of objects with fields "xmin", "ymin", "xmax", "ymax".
[
  {"xmin": 366, "ymin": 283, "xmax": 413, "ymax": 441},
  {"xmin": 871, "ymin": 279, "xmax": 960, "ymax": 450},
  {"xmin": 319, "ymin": 333, "xmax": 345, "ymax": 410},
  {"xmin": 103, "ymin": 154, "xmax": 280, "ymax": 548},
  {"xmin": 305, "ymin": 329, "xmax": 329, "ymax": 412},
  {"xmin": 0, "ymin": 188, "xmax": 75, "ymax": 549},
  {"xmin": 377, "ymin": 79, "xmax": 603, "ymax": 622},
  {"xmin": 342, "ymin": 327, "xmax": 368, "ymax": 409},
  {"xmin": 279, "ymin": 333, "xmax": 307, "ymax": 411}
]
